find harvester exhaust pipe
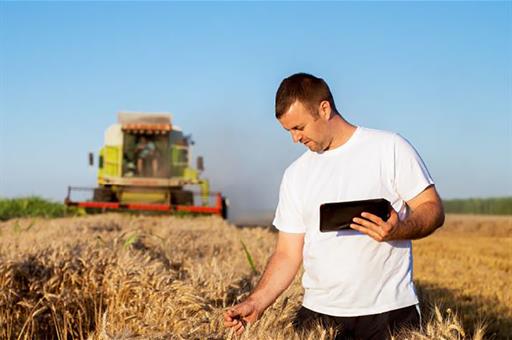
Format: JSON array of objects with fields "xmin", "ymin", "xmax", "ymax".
[
  {"xmin": 197, "ymin": 156, "xmax": 204, "ymax": 172},
  {"xmin": 88, "ymin": 152, "xmax": 94, "ymax": 167}
]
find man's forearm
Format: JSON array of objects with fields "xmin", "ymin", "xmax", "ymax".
[
  {"xmin": 246, "ymin": 251, "xmax": 301, "ymax": 313},
  {"xmin": 396, "ymin": 201, "xmax": 445, "ymax": 240}
]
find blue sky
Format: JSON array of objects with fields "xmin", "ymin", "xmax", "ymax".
[{"xmin": 1, "ymin": 2, "xmax": 511, "ymax": 221}]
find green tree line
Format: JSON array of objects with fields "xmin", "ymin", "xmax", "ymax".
[
  {"xmin": 1, "ymin": 196, "xmax": 512, "ymax": 221},
  {"xmin": 443, "ymin": 197, "xmax": 512, "ymax": 215},
  {"xmin": 0, "ymin": 196, "xmax": 78, "ymax": 221}
]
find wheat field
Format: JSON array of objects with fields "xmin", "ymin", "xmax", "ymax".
[{"xmin": 0, "ymin": 213, "xmax": 510, "ymax": 339}]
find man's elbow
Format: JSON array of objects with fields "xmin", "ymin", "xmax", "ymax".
[
  {"xmin": 433, "ymin": 201, "xmax": 445, "ymax": 232},
  {"xmin": 422, "ymin": 200, "xmax": 445, "ymax": 237},
  {"xmin": 272, "ymin": 250, "xmax": 303, "ymax": 274}
]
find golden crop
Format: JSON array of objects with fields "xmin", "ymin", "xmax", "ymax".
[
  {"xmin": 0, "ymin": 213, "xmax": 509, "ymax": 339},
  {"xmin": 413, "ymin": 214, "xmax": 512, "ymax": 339}
]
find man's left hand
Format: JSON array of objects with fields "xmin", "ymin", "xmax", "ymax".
[{"xmin": 350, "ymin": 209, "xmax": 401, "ymax": 242}]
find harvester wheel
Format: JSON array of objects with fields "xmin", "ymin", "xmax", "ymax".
[
  {"xmin": 221, "ymin": 197, "xmax": 228, "ymax": 219},
  {"xmin": 171, "ymin": 190, "xmax": 194, "ymax": 205},
  {"xmin": 93, "ymin": 188, "xmax": 115, "ymax": 202}
]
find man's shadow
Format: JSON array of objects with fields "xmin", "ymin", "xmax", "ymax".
[{"xmin": 415, "ymin": 280, "xmax": 512, "ymax": 340}]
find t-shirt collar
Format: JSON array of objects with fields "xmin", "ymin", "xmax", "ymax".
[{"xmin": 311, "ymin": 126, "xmax": 361, "ymax": 157}]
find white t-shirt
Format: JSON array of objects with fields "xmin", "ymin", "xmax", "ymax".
[{"xmin": 272, "ymin": 126, "xmax": 434, "ymax": 317}]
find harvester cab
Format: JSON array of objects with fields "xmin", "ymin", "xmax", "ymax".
[{"xmin": 65, "ymin": 112, "xmax": 228, "ymax": 218}]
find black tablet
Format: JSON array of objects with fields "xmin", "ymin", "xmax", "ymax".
[{"xmin": 319, "ymin": 198, "xmax": 392, "ymax": 232}]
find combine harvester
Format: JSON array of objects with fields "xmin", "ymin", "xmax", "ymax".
[{"xmin": 65, "ymin": 112, "xmax": 228, "ymax": 218}]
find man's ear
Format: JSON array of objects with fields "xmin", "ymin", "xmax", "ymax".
[{"xmin": 318, "ymin": 101, "xmax": 332, "ymax": 121}]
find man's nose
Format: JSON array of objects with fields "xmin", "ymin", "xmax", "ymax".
[{"xmin": 291, "ymin": 130, "xmax": 301, "ymax": 143}]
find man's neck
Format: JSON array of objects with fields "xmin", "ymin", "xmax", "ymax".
[{"xmin": 325, "ymin": 116, "xmax": 357, "ymax": 151}]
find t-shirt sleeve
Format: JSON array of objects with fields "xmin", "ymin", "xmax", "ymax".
[
  {"xmin": 393, "ymin": 134, "xmax": 435, "ymax": 201},
  {"xmin": 272, "ymin": 169, "xmax": 306, "ymax": 233}
]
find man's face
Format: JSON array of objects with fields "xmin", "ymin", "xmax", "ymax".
[{"xmin": 278, "ymin": 101, "xmax": 331, "ymax": 153}]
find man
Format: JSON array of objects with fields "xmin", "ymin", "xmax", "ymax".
[
  {"xmin": 135, "ymin": 136, "xmax": 158, "ymax": 177},
  {"xmin": 223, "ymin": 73, "xmax": 444, "ymax": 339}
]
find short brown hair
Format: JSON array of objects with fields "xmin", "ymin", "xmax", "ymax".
[{"xmin": 275, "ymin": 73, "xmax": 338, "ymax": 118}]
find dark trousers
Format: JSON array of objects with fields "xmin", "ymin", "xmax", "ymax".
[{"xmin": 292, "ymin": 304, "xmax": 421, "ymax": 340}]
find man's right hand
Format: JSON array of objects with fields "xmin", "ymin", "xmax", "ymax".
[
  {"xmin": 223, "ymin": 232, "xmax": 304, "ymax": 335},
  {"xmin": 223, "ymin": 298, "xmax": 262, "ymax": 335}
]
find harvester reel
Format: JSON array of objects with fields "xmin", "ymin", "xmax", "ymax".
[
  {"xmin": 171, "ymin": 190, "xmax": 194, "ymax": 206},
  {"xmin": 93, "ymin": 188, "xmax": 116, "ymax": 202}
]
